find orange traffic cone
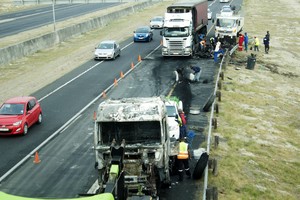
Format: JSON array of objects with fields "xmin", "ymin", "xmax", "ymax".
[
  {"xmin": 102, "ymin": 91, "xmax": 106, "ymax": 98},
  {"xmin": 131, "ymin": 62, "xmax": 134, "ymax": 69},
  {"xmin": 114, "ymin": 78, "xmax": 118, "ymax": 86},
  {"xmin": 138, "ymin": 55, "xmax": 142, "ymax": 62},
  {"xmin": 120, "ymin": 71, "xmax": 124, "ymax": 78},
  {"xmin": 33, "ymin": 151, "xmax": 41, "ymax": 164},
  {"xmin": 93, "ymin": 111, "xmax": 96, "ymax": 120}
]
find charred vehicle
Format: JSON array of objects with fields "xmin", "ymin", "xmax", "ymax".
[{"xmin": 93, "ymin": 97, "xmax": 178, "ymax": 199}]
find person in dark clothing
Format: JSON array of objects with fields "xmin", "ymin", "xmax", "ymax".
[
  {"xmin": 244, "ymin": 32, "xmax": 249, "ymax": 52},
  {"xmin": 266, "ymin": 31, "xmax": 270, "ymax": 40},
  {"xmin": 263, "ymin": 35, "xmax": 270, "ymax": 54},
  {"xmin": 190, "ymin": 66, "xmax": 201, "ymax": 82}
]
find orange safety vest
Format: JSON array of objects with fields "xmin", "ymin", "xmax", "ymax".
[{"xmin": 177, "ymin": 142, "xmax": 189, "ymax": 159}]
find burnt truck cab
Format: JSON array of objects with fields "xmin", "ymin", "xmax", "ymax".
[{"xmin": 93, "ymin": 97, "xmax": 178, "ymax": 199}]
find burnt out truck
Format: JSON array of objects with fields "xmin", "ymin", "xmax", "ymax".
[{"xmin": 93, "ymin": 97, "xmax": 179, "ymax": 199}]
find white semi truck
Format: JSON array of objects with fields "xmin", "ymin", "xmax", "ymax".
[
  {"xmin": 161, "ymin": 1, "xmax": 208, "ymax": 57},
  {"xmin": 93, "ymin": 97, "xmax": 179, "ymax": 199}
]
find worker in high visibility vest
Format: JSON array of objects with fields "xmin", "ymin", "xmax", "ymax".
[{"xmin": 177, "ymin": 137, "xmax": 191, "ymax": 181}]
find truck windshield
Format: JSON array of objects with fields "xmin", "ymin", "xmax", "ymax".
[
  {"xmin": 101, "ymin": 122, "xmax": 161, "ymax": 144},
  {"xmin": 217, "ymin": 19, "xmax": 236, "ymax": 28},
  {"xmin": 163, "ymin": 27, "xmax": 189, "ymax": 37}
]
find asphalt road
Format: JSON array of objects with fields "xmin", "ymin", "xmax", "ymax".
[
  {"xmin": 0, "ymin": 3, "xmax": 121, "ymax": 38},
  {"xmin": 0, "ymin": 0, "xmax": 243, "ymax": 199}
]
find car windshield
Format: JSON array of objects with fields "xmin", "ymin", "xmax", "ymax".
[
  {"xmin": 163, "ymin": 27, "xmax": 189, "ymax": 37},
  {"xmin": 101, "ymin": 121, "xmax": 161, "ymax": 144},
  {"xmin": 0, "ymin": 103, "xmax": 24, "ymax": 115},
  {"xmin": 152, "ymin": 18, "xmax": 163, "ymax": 22},
  {"xmin": 136, "ymin": 27, "xmax": 149, "ymax": 33},
  {"xmin": 98, "ymin": 43, "xmax": 113, "ymax": 49},
  {"xmin": 217, "ymin": 19, "xmax": 236, "ymax": 28}
]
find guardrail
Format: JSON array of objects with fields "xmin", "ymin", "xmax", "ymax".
[{"xmin": 202, "ymin": 48, "xmax": 233, "ymax": 200}]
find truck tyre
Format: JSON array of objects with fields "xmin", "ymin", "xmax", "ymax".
[
  {"xmin": 202, "ymin": 93, "xmax": 215, "ymax": 112},
  {"xmin": 193, "ymin": 152, "xmax": 209, "ymax": 180}
]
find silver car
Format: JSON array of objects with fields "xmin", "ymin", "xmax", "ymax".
[{"xmin": 94, "ymin": 40, "xmax": 121, "ymax": 60}]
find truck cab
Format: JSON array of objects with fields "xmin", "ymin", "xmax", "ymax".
[
  {"xmin": 161, "ymin": 12, "xmax": 194, "ymax": 56},
  {"xmin": 93, "ymin": 97, "xmax": 177, "ymax": 199},
  {"xmin": 215, "ymin": 13, "xmax": 244, "ymax": 44},
  {"xmin": 161, "ymin": 1, "xmax": 208, "ymax": 57}
]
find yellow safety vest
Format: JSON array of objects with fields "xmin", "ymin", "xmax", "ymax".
[
  {"xmin": 177, "ymin": 142, "xmax": 189, "ymax": 159},
  {"xmin": 255, "ymin": 38, "xmax": 260, "ymax": 46}
]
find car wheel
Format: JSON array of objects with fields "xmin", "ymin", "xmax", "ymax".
[
  {"xmin": 112, "ymin": 53, "xmax": 116, "ymax": 60},
  {"xmin": 37, "ymin": 113, "xmax": 42, "ymax": 124},
  {"xmin": 23, "ymin": 123, "xmax": 28, "ymax": 135}
]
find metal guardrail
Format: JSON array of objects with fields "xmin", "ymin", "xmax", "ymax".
[{"xmin": 202, "ymin": 49, "xmax": 230, "ymax": 200}]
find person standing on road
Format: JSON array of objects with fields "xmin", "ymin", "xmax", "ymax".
[
  {"xmin": 263, "ymin": 35, "xmax": 270, "ymax": 54},
  {"xmin": 244, "ymin": 32, "xmax": 249, "ymax": 52},
  {"xmin": 177, "ymin": 137, "xmax": 191, "ymax": 181},
  {"xmin": 254, "ymin": 36, "xmax": 260, "ymax": 51},
  {"xmin": 179, "ymin": 109, "xmax": 187, "ymax": 138},
  {"xmin": 214, "ymin": 40, "xmax": 224, "ymax": 62}
]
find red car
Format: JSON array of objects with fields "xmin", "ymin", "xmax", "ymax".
[{"xmin": 0, "ymin": 96, "xmax": 42, "ymax": 135}]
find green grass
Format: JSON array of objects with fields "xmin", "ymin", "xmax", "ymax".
[{"xmin": 209, "ymin": 52, "xmax": 300, "ymax": 199}]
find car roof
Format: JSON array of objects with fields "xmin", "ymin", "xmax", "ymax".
[
  {"xmin": 4, "ymin": 96, "xmax": 35, "ymax": 104},
  {"xmin": 100, "ymin": 40, "xmax": 117, "ymax": 44}
]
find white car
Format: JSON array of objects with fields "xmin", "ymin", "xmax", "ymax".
[
  {"xmin": 220, "ymin": 5, "xmax": 234, "ymax": 16},
  {"xmin": 150, "ymin": 16, "xmax": 164, "ymax": 29},
  {"xmin": 165, "ymin": 97, "xmax": 183, "ymax": 140},
  {"xmin": 220, "ymin": 0, "xmax": 230, "ymax": 2},
  {"xmin": 94, "ymin": 40, "xmax": 121, "ymax": 60},
  {"xmin": 207, "ymin": 8, "xmax": 212, "ymax": 20}
]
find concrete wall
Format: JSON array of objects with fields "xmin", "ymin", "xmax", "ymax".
[
  {"xmin": 0, "ymin": 1, "xmax": 156, "ymax": 66},
  {"xmin": 13, "ymin": 0, "xmax": 163, "ymax": 5}
]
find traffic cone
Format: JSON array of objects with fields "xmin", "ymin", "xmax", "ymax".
[
  {"xmin": 120, "ymin": 71, "xmax": 124, "ymax": 78},
  {"xmin": 93, "ymin": 111, "xmax": 96, "ymax": 120},
  {"xmin": 33, "ymin": 151, "xmax": 41, "ymax": 164},
  {"xmin": 114, "ymin": 78, "xmax": 118, "ymax": 86},
  {"xmin": 102, "ymin": 91, "xmax": 106, "ymax": 98},
  {"xmin": 138, "ymin": 55, "xmax": 142, "ymax": 62},
  {"xmin": 131, "ymin": 62, "xmax": 134, "ymax": 69}
]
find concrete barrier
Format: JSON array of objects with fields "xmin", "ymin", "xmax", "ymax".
[{"xmin": 0, "ymin": 1, "xmax": 155, "ymax": 66}]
